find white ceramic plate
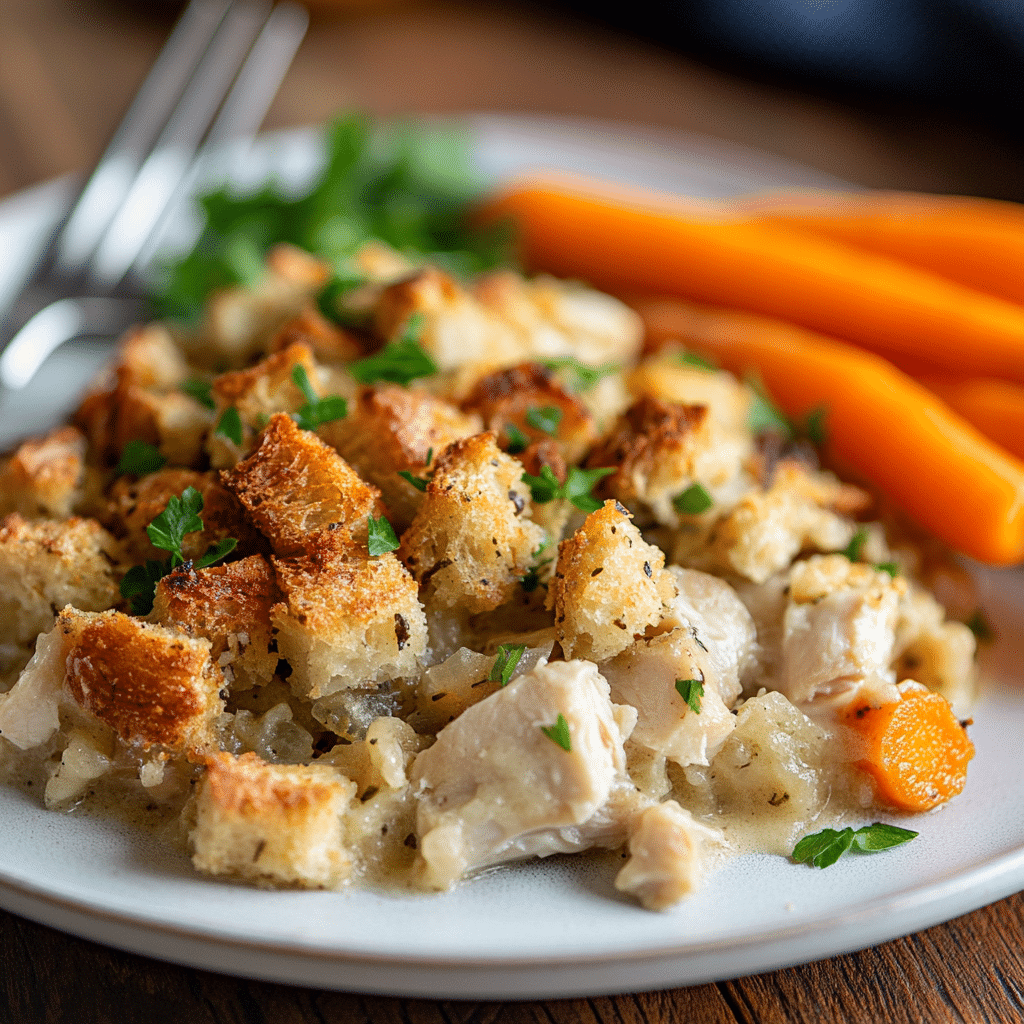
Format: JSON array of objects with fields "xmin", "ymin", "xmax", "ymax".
[{"xmin": 1, "ymin": 115, "xmax": 1022, "ymax": 1000}]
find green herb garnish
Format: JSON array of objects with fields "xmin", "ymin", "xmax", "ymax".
[
  {"xmin": 542, "ymin": 357, "xmax": 619, "ymax": 392},
  {"xmin": 675, "ymin": 678, "xmax": 704, "ymax": 714},
  {"xmin": 179, "ymin": 378, "xmax": 216, "ymax": 410},
  {"xmin": 504, "ymin": 423, "xmax": 529, "ymax": 455},
  {"xmin": 803, "ymin": 405, "xmax": 828, "ymax": 447},
  {"xmin": 875, "ymin": 561, "xmax": 900, "ymax": 578},
  {"xmin": 350, "ymin": 313, "xmax": 438, "ymax": 386},
  {"xmin": 525, "ymin": 405, "xmax": 563, "ymax": 435},
  {"xmin": 541, "ymin": 713, "xmax": 572, "ymax": 752},
  {"xmin": 679, "ymin": 351, "xmax": 717, "ymax": 372},
  {"xmin": 154, "ymin": 113, "xmax": 514, "ymax": 323},
  {"xmin": 119, "ymin": 486, "xmax": 237, "ymax": 614},
  {"xmin": 115, "ymin": 440, "xmax": 166, "ymax": 477},
  {"xmin": 747, "ymin": 386, "xmax": 793, "ymax": 438},
  {"xmin": 792, "ymin": 823, "xmax": 918, "ymax": 868},
  {"xmin": 367, "ymin": 513, "xmax": 400, "ymax": 556},
  {"xmin": 521, "ymin": 541, "xmax": 554, "ymax": 593},
  {"xmin": 520, "ymin": 465, "xmax": 615, "ymax": 513},
  {"xmin": 965, "ymin": 610, "xmax": 995, "ymax": 644},
  {"xmin": 215, "ymin": 406, "xmax": 243, "ymax": 446},
  {"xmin": 291, "ymin": 364, "xmax": 348, "ymax": 430},
  {"xmin": 672, "ymin": 482, "xmax": 714, "ymax": 516},
  {"xmin": 841, "ymin": 527, "xmax": 869, "ymax": 562},
  {"xmin": 489, "ymin": 643, "xmax": 526, "ymax": 686}
]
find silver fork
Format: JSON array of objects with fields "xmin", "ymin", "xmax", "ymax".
[{"xmin": 0, "ymin": 0, "xmax": 308, "ymax": 391}]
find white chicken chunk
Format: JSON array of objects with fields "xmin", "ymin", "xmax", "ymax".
[
  {"xmin": 781, "ymin": 554, "xmax": 906, "ymax": 705},
  {"xmin": 614, "ymin": 800, "xmax": 724, "ymax": 911},
  {"xmin": 410, "ymin": 659, "xmax": 637, "ymax": 890}
]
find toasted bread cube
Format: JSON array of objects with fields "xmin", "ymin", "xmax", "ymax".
[
  {"xmin": 585, "ymin": 396, "xmax": 750, "ymax": 526},
  {"xmin": 0, "ymin": 427, "xmax": 88, "ymax": 520},
  {"xmin": 550, "ymin": 501, "xmax": 677, "ymax": 662},
  {"xmin": 209, "ymin": 342, "xmax": 346, "ymax": 468},
  {"xmin": 195, "ymin": 244, "xmax": 331, "ymax": 369},
  {"xmin": 152, "ymin": 555, "xmax": 280, "ymax": 690},
  {"xmin": 461, "ymin": 362, "xmax": 596, "ymax": 463},
  {"xmin": 191, "ymin": 750, "xmax": 355, "ymax": 889},
  {"xmin": 320, "ymin": 385, "xmax": 481, "ymax": 531},
  {"xmin": 266, "ymin": 306, "xmax": 362, "ymax": 364},
  {"xmin": 222, "ymin": 413, "xmax": 382, "ymax": 555},
  {"xmin": 112, "ymin": 385, "xmax": 212, "ymax": 468},
  {"xmin": 271, "ymin": 532, "xmax": 427, "ymax": 698},
  {"xmin": 60, "ymin": 608, "xmax": 225, "ymax": 752},
  {"xmin": 0, "ymin": 515, "xmax": 121, "ymax": 649},
  {"xmin": 101, "ymin": 468, "xmax": 262, "ymax": 565},
  {"xmin": 114, "ymin": 323, "xmax": 193, "ymax": 390},
  {"xmin": 398, "ymin": 433, "xmax": 545, "ymax": 613}
]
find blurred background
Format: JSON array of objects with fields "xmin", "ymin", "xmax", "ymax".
[{"xmin": 0, "ymin": 0, "xmax": 1023, "ymax": 201}]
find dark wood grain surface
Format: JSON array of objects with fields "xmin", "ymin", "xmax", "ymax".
[{"xmin": 1, "ymin": 2, "xmax": 1023, "ymax": 1021}]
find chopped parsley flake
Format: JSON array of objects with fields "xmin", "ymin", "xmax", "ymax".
[
  {"xmin": 521, "ymin": 541, "xmax": 553, "ymax": 592},
  {"xmin": 489, "ymin": 643, "xmax": 526, "ymax": 686},
  {"xmin": 803, "ymin": 405, "xmax": 828, "ymax": 447},
  {"xmin": 290, "ymin": 364, "xmax": 348, "ymax": 430},
  {"xmin": 504, "ymin": 423, "xmax": 529, "ymax": 455},
  {"xmin": 542, "ymin": 357, "xmax": 619, "ymax": 392},
  {"xmin": 673, "ymin": 482, "xmax": 714, "ymax": 516},
  {"xmin": 747, "ymin": 377, "xmax": 793, "ymax": 438},
  {"xmin": 521, "ymin": 464, "xmax": 615, "ymax": 513},
  {"xmin": 841, "ymin": 527, "xmax": 869, "ymax": 562},
  {"xmin": 367, "ymin": 513, "xmax": 400, "ymax": 556},
  {"xmin": 675, "ymin": 678, "xmax": 704, "ymax": 714},
  {"xmin": 115, "ymin": 440, "xmax": 166, "ymax": 477},
  {"xmin": 792, "ymin": 823, "xmax": 918, "ymax": 868},
  {"xmin": 350, "ymin": 313, "xmax": 438, "ymax": 386},
  {"xmin": 215, "ymin": 406, "xmax": 243, "ymax": 446},
  {"xmin": 525, "ymin": 405, "xmax": 563, "ymax": 435},
  {"xmin": 875, "ymin": 561, "xmax": 900, "ymax": 578},
  {"xmin": 679, "ymin": 351, "xmax": 717, "ymax": 372},
  {"xmin": 541, "ymin": 713, "xmax": 572, "ymax": 752},
  {"xmin": 179, "ymin": 378, "xmax": 216, "ymax": 410}
]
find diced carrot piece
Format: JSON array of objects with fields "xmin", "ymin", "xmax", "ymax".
[{"xmin": 845, "ymin": 691, "xmax": 975, "ymax": 812}]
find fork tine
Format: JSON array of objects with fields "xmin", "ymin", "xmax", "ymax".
[
  {"xmin": 87, "ymin": 0, "xmax": 274, "ymax": 291},
  {"xmin": 53, "ymin": 0, "xmax": 235, "ymax": 280}
]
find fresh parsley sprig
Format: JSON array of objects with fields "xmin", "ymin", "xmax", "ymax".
[
  {"xmin": 398, "ymin": 448, "xmax": 434, "ymax": 492},
  {"xmin": 504, "ymin": 423, "xmax": 529, "ymax": 455},
  {"xmin": 290, "ymin": 364, "xmax": 348, "ymax": 430},
  {"xmin": 521, "ymin": 465, "xmax": 615, "ymax": 514},
  {"xmin": 525, "ymin": 405, "xmax": 563, "ymax": 435},
  {"xmin": 675, "ymin": 678, "xmax": 704, "ymax": 714},
  {"xmin": 792, "ymin": 823, "xmax": 918, "ymax": 868},
  {"xmin": 116, "ymin": 440, "xmax": 166, "ymax": 477},
  {"xmin": 180, "ymin": 378, "xmax": 216, "ymax": 410},
  {"xmin": 119, "ymin": 486, "xmax": 237, "ymax": 614},
  {"xmin": 350, "ymin": 313, "xmax": 438, "ymax": 386},
  {"xmin": 489, "ymin": 643, "xmax": 526, "ymax": 686},
  {"xmin": 542, "ymin": 357, "xmax": 619, "ymax": 392},
  {"xmin": 541, "ymin": 713, "xmax": 572, "ymax": 752},
  {"xmin": 215, "ymin": 406, "xmax": 243, "ymax": 446}
]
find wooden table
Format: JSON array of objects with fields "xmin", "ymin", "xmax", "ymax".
[{"xmin": 2, "ymin": 2, "xmax": 1024, "ymax": 1021}]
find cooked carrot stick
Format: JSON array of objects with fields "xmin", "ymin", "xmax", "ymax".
[
  {"xmin": 738, "ymin": 190, "xmax": 1024, "ymax": 307},
  {"xmin": 480, "ymin": 175, "xmax": 1024, "ymax": 384},
  {"xmin": 844, "ymin": 691, "xmax": 974, "ymax": 812},
  {"xmin": 915, "ymin": 375, "xmax": 1024, "ymax": 464},
  {"xmin": 628, "ymin": 296, "xmax": 1024, "ymax": 566}
]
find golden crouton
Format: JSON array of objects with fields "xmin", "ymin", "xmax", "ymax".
[
  {"xmin": 398, "ymin": 433, "xmax": 545, "ymax": 613},
  {"xmin": 191, "ymin": 750, "xmax": 356, "ymax": 889},
  {"xmin": 114, "ymin": 323, "xmax": 193, "ymax": 390},
  {"xmin": 271, "ymin": 532, "xmax": 427, "ymax": 698},
  {"xmin": 460, "ymin": 362, "xmax": 596, "ymax": 463},
  {"xmin": 0, "ymin": 515, "xmax": 121, "ymax": 649},
  {"xmin": 194, "ymin": 244, "xmax": 332, "ymax": 370},
  {"xmin": 680, "ymin": 463, "xmax": 864, "ymax": 584},
  {"xmin": 0, "ymin": 426, "xmax": 88, "ymax": 520},
  {"xmin": 100, "ymin": 468, "xmax": 263, "ymax": 565},
  {"xmin": 59, "ymin": 608, "xmax": 225, "ymax": 752},
  {"xmin": 549, "ymin": 500, "xmax": 677, "ymax": 662},
  {"xmin": 319, "ymin": 385, "xmax": 481, "ymax": 531},
  {"xmin": 585, "ymin": 396, "xmax": 749, "ymax": 526},
  {"xmin": 208, "ymin": 342, "xmax": 341, "ymax": 468},
  {"xmin": 221, "ymin": 413, "xmax": 383, "ymax": 555},
  {"xmin": 152, "ymin": 555, "xmax": 281, "ymax": 690},
  {"xmin": 266, "ymin": 306, "xmax": 362, "ymax": 364}
]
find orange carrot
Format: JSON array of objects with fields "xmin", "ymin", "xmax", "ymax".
[
  {"xmin": 738, "ymin": 190, "xmax": 1024, "ymax": 307},
  {"xmin": 480, "ymin": 175, "xmax": 1024, "ymax": 384},
  {"xmin": 628, "ymin": 296, "xmax": 1024, "ymax": 566},
  {"xmin": 916, "ymin": 375, "xmax": 1024, "ymax": 464},
  {"xmin": 844, "ymin": 691, "xmax": 974, "ymax": 812}
]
